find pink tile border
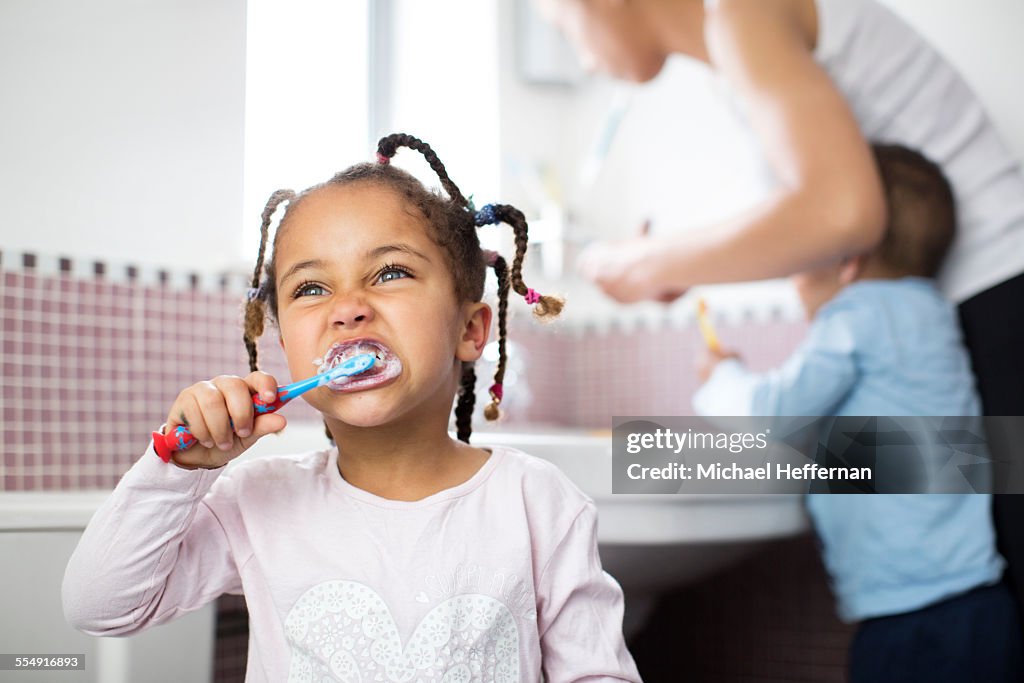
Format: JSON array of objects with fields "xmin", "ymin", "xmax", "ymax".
[{"xmin": 1, "ymin": 258, "xmax": 806, "ymax": 490}]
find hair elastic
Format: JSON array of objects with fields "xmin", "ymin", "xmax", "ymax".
[
  {"xmin": 376, "ymin": 152, "xmax": 390, "ymax": 165},
  {"xmin": 489, "ymin": 383, "xmax": 504, "ymax": 402},
  {"xmin": 481, "ymin": 249, "xmax": 500, "ymax": 267},
  {"xmin": 524, "ymin": 288, "xmax": 542, "ymax": 305},
  {"xmin": 246, "ymin": 285, "xmax": 264, "ymax": 302},
  {"xmin": 474, "ymin": 204, "xmax": 499, "ymax": 227}
]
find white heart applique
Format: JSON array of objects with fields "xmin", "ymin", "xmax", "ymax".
[{"xmin": 284, "ymin": 580, "xmax": 520, "ymax": 683}]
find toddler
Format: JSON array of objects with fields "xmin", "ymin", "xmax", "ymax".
[
  {"xmin": 694, "ymin": 144, "xmax": 1022, "ymax": 681},
  {"xmin": 63, "ymin": 134, "xmax": 641, "ymax": 682}
]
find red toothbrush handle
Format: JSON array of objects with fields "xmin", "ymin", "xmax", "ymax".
[
  {"xmin": 252, "ymin": 388, "xmax": 290, "ymax": 415},
  {"xmin": 152, "ymin": 387, "xmax": 291, "ymax": 462}
]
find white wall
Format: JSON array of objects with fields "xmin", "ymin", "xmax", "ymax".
[
  {"xmin": 880, "ymin": 0, "xmax": 1024, "ymax": 160},
  {"xmin": 497, "ymin": 0, "xmax": 580, "ymax": 215},
  {"xmin": 0, "ymin": 0, "xmax": 246, "ymax": 272}
]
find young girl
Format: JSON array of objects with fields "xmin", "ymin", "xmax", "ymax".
[{"xmin": 62, "ymin": 134, "xmax": 641, "ymax": 682}]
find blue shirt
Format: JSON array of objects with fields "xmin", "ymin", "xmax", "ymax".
[{"xmin": 693, "ymin": 278, "xmax": 1004, "ymax": 622}]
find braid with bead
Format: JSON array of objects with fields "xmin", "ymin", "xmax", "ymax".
[
  {"xmin": 492, "ymin": 204, "xmax": 564, "ymax": 319},
  {"xmin": 243, "ymin": 189, "xmax": 295, "ymax": 372},
  {"xmin": 483, "ymin": 254, "xmax": 511, "ymax": 421},
  {"xmin": 455, "ymin": 364, "xmax": 476, "ymax": 443},
  {"xmin": 377, "ymin": 133, "xmax": 470, "ymax": 208}
]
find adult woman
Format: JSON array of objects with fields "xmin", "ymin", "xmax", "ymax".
[{"xmin": 541, "ymin": 0, "xmax": 1024, "ymax": 668}]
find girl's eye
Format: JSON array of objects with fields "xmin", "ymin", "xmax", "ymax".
[
  {"xmin": 376, "ymin": 264, "xmax": 412, "ymax": 284},
  {"xmin": 293, "ymin": 282, "xmax": 326, "ymax": 298}
]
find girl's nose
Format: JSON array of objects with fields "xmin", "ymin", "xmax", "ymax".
[{"xmin": 330, "ymin": 295, "xmax": 375, "ymax": 328}]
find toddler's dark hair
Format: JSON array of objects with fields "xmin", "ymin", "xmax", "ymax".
[
  {"xmin": 241, "ymin": 133, "xmax": 563, "ymax": 443},
  {"xmin": 871, "ymin": 144, "xmax": 956, "ymax": 278}
]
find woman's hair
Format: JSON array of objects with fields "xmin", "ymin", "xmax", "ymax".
[
  {"xmin": 241, "ymin": 133, "xmax": 563, "ymax": 443},
  {"xmin": 871, "ymin": 144, "xmax": 956, "ymax": 278}
]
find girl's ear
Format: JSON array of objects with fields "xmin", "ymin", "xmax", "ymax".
[{"xmin": 456, "ymin": 303, "xmax": 492, "ymax": 362}]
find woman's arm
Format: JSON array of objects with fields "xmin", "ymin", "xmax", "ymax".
[{"xmin": 579, "ymin": 0, "xmax": 886, "ymax": 302}]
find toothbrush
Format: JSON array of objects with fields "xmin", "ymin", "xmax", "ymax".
[
  {"xmin": 696, "ymin": 298, "xmax": 722, "ymax": 353},
  {"xmin": 152, "ymin": 353, "xmax": 376, "ymax": 462}
]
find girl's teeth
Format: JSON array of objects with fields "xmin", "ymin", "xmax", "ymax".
[{"xmin": 328, "ymin": 343, "xmax": 387, "ymax": 368}]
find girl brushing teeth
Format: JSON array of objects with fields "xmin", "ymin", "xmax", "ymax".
[{"xmin": 63, "ymin": 134, "xmax": 641, "ymax": 682}]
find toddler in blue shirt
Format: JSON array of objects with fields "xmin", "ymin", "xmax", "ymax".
[{"xmin": 693, "ymin": 144, "xmax": 1021, "ymax": 682}]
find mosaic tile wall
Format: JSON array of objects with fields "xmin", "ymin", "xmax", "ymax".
[
  {"xmin": 513, "ymin": 317, "xmax": 807, "ymax": 426},
  {"xmin": 1, "ymin": 253, "xmax": 307, "ymax": 490},
  {"xmin": 0, "ymin": 250, "xmax": 806, "ymax": 491}
]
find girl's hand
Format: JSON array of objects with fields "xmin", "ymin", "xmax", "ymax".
[{"xmin": 162, "ymin": 371, "xmax": 287, "ymax": 469}]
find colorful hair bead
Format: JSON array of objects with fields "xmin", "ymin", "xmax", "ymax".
[{"xmin": 474, "ymin": 204, "xmax": 499, "ymax": 227}]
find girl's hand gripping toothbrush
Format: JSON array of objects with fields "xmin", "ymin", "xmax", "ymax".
[{"xmin": 152, "ymin": 353, "xmax": 376, "ymax": 462}]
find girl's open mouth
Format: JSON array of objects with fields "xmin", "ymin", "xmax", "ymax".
[{"xmin": 313, "ymin": 339, "xmax": 402, "ymax": 392}]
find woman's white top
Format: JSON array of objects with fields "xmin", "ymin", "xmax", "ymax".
[{"xmin": 712, "ymin": 0, "xmax": 1024, "ymax": 302}]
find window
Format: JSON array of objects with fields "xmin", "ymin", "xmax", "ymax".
[
  {"xmin": 386, "ymin": 0, "xmax": 501, "ymax": 246},
  {"xmin": 243, "ymin": 0, "xmax": 370, "ymax": 248},
  {"xmin": 243, "ymin": 0, "xmax": 502, "ymax": 255}
]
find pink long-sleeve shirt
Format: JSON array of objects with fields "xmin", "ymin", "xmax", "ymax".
[{"xmin": 63, "ymin": 442, "xmax": 641, "ymax": 682}]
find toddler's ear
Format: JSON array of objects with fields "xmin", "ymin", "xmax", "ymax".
[
  {"xmin": 839, "ymin": 255, "xmax": 866, "ymax": 284},
  {"xmin": 456, "ymin": 303, "xmax": 492, "ymax": 362}
]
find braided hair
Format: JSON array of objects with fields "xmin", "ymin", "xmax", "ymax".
[{"xmin": 242, "ymin": 133, "xmax": 563, "ymax": 443}]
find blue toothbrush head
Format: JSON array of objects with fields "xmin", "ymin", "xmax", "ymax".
[{"xmin": 319, "ymin": 353, "xmax": 376, "ymax": 386}]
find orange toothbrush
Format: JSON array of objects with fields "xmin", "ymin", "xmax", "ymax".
[{"xmin": 696, "ymin": 297, "xmax": 721, "ymax": 353}]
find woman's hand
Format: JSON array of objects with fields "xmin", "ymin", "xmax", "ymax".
[
  {"xmin": 576, "ymin": 234, "xmax": 688, "ymax": 304},
  {"xmin": 162, "ymin": 371, "xmax": 287, "ymax": 469}
]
